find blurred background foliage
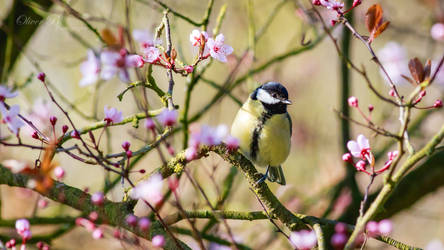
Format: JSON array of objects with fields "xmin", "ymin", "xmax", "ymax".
[{"xmin": 0, "ymin": 0, "xmax": 443, "ymax": 249}]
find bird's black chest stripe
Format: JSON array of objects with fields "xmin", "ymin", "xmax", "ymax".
[{"xmin": 250, "ymin": 111, "xmax": 272, "ymax": 160}]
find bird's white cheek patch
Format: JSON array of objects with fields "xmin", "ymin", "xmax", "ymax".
[{"xmin": 256, "ymin": 88, "xmax": 280, "ymax": 104}]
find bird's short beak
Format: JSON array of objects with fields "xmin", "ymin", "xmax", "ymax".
[{"xmin": 281, "ymin": 99, "xmax": 292, "ymax": 105}]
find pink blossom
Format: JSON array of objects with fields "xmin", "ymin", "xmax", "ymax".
[
  {"xmin": 342, "ymin": 153, "xmax": 352, "ymax": 162},
  {"xmin": 0, "ymin": 103, "xmax": 24, "ymax": 135},
  {"xmin": 37, "ymin": 72, "xmax": 46, "ymax": 82},
  {"xmin": 388, "ymin": 150, "xmax": 399, "ymax": 161},
  {"xmin": 434, "ymin": 99, "xmax": 443, "ymax": 108},
  {"xmin": 21, "ymin": 229, "xmax": 32, "ymax": 240},
  {"xmin": 289, "ymin": 230, "xmax": 317, "ymax": 250},
  {"xmin": 130, "ymin": 173, "xmax": 164, "ymax": 205},
  {"xmin": 200, "ymin": 124, "xmax": 228, "ymax": 146},
  {"xmin": 320, "ymin": 0, "xmax": 344, "ymax": 11},
  {"xmin": 133, "ymin": 29, "xmax": 161, "ymax": 48},
  {"xmin": 76, "ymin": 218, "xmax": 95, "ymax": 231},
  {"xmin": 0, "ymin": 85, "xmax": 18, "ymax": 101},
  {"xmin": 104, "ymin": 106, "xmax": 123, "ymax": 124},
  {"xmin": 15, "ymin": 219, "xmax": 30, "ymax": 235},
  {"xmin": 355, "ymin": 160, "xmax": 367, "ymax": 172},
  {"xmin": 168, "ymin": 176, "xmax": 179, "ymax": 191},
  {"xmin": 377, "ymin": 42, "xmax": 409, "ymax": 85},
  {"xmin": 225, "ymin": 135, "xmax": 239, "ymax": 151},
  {"xmin": 79, "ymin": 49, "xmax": 101, "ymax": 86},
  {"xmin": 366, "ymin": 221, "xmax": 379, "ymax": 237},
  {"xmin": 185, "ymin": 147, "xmax": 198, "ymax": 161},
  {"xmin": 366, "ymin": 220, "xmax": 393, "ymax": 237},
  {"xmin": 92, "ymin": 228, "xmax": 103, "ymax": 239},
  {"xmin": 425, "ymin": 239, "xmax": 444, "ymax": 250},
  {"xmin": 122, "ymin": 141, "xmax": 131, "ymax": 151},
  {"xmin": 331, "ymin": 233, "xmax": 347, "ymax": 249},
  {"xmin": 431, "ymin": 23, "xmax": 444, "ymax": 41},
  {"xmin": 348, "ymin": 96, "xmax": 358, "ymax": 107},
  {"xmin": 347, "ymin": 134, "xmax": 370, "ymax": 158},
  {"xmin": 53, "ymin": 166, "xmax": 65, "ymax": 179},
  {"xmin": 142, "ymin": 46, "xmax": 161, "ymax": 64},
  {"xmin": 157, "ymin": 109, "xmax": 178, "ymax": 127},
  {"xmin": 184, "ymin": 65, "xmax": 194, "ymax": 73},
  {"xmin": 190, "ymin": 29, "xmax": 209, "ymax": 47},
  {"xmin": 378, "ymin": 219, "xmax": 393, "ymax": 235},
  {"xmin": 23, "ymin": 99, "xmax": 52, "ymax": 137},
  {"xmin": 138, "ymin": 217, "xmax": 151, "ymax": 231},
  {"xmin": 206, "ymin": 34, "xmax": 233, "ymax": 63},
  {"xmin": 89, "ymin": 211, "xmax": 99, "ymax": 221},
  {"xmin": 91, "ymin": 191, "xmax": 104, "ymax": 206},
  {"xmin": 38, "ymin": 199, "xmax": 49, "ymax": 209},
  {"xmin": 152, "ymin": 235, "xmax": 165, "ymax": 248},
  {"xmin": 2, "ymin": 159, "xmax": 29, "ymax": 173},
  {"xmin": 100, "ymin": 49, "xmax": 141, "ymax": 83},
  {"xmin": 145, "ymin": 118, "xmax": 156, "ymax": 130},
  {"xmin": 334, "ymin": 223, "xmax": 347, "ymax": 234},
  {"xmin": 389, "ymin": 89, "xmax": 396, "ymax": 97},
  {"xmin": 125, "ymin": 214, "xmax": 138, "ymax": 226}
]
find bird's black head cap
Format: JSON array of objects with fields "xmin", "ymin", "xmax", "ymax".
[{"xmin": 251, "ymin": 82, "xmax": 291, "ymax": 114}]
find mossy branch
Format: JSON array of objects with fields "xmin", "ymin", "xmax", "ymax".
[{"xmin": 0, "ymin": 166, "xmax": 190, "ymax": 250}]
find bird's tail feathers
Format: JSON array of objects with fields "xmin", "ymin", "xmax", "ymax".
[{"xmin": 267, "ymin": 166, "xmax": 286, "ymax": 185}]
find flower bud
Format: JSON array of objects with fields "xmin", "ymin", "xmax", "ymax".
[
  {"xmin": 49, "ymin": 116, "xmax": 57, "ymax": 126},
  {"xmin": 37, "ymin": 72, "xmax": 46, "ymax": 82},
  {"xmin": 122, "ymin": 141, "xmax": 131, "ymax": 151},
  {"xmin": 62, "ymin": 125, "xmax": 69, "ymax": 134},
  {"xmin": 434, "ymin": 99, "xmax": 443, "ymax": 108},
  {"xmin": 347, "ymin": 96, "xmax": 358, "ymax": 107},
  {"xmin": 92, "ymin": 228, "xmax": 103, "ymax": 239},
  {"xmin": 342, "ymin": 153, "xmax": 353, "ymax": 163},
  {"xmin": 355, "ymin": 160, "xmax": 366, "ymax": 172},
  {"xmin": 152, "ymin": 235, "xmax": 165, "ymax": 247},
  {"xmin": 168, "ymin": 176, "xmax": 179, "ymax": 191},
  {"xmin": 126, "ymin": 214, "xmax": 137, "ymax": 226},
  {"xmin": 91, "ymin": 191, "xmax": 104, "ymax": 206},
  {"xmin": 54, "ymin": 166, "xmax": 65, "ymax": 179},
  {"xmin": 138, "ymin": 217, "xmax": 151, "ymax": 231}
]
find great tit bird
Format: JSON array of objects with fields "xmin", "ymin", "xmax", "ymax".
[{"xmin": 231, "ymin": 82, "xmax": 292, "ymax": 185}]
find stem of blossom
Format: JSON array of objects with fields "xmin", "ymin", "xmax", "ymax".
[{"xmin": 358, "ymin": 174, "xmax": 376, "ymax": 219}]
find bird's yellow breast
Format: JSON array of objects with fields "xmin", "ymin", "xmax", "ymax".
[{"xmin": 231, "ymin": 98, "xmax": 291, "ymax": 167}]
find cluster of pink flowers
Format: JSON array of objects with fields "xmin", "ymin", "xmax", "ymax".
[
  {"xmin": 331, "ymin": 223, "xmax": 348, "ymax": 249},
  {"xmin": 289, "ymin": 229, "xmax": 317, "ymax": 250},
  {"xmin": 190, "ymin": 30, "xmax": 234, "ymax": 63},
  {"xmin": 0, "ymin": 86, "xmax": 24, "ymax": 135},
  {"xmin": 79, "ymin": 29, "xmax": 234, "ymax": 86},
  {"xmin": 343, "ymin": 134, "xmax": 398, "ymax": 175},
  {"xmin": 185, "ymin": 124, "xmax": 239, "ymax": 161},
  {"xmin": 312, "ymin": 0, "xmax": 345, "ymax": 12},
  {"xmin": 365, "ymin": 219, "xmax": 393, "ymax": 237},
  {"xmin": 79, "ymin": 48, "xmax": 144, "ymax": 86}
]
